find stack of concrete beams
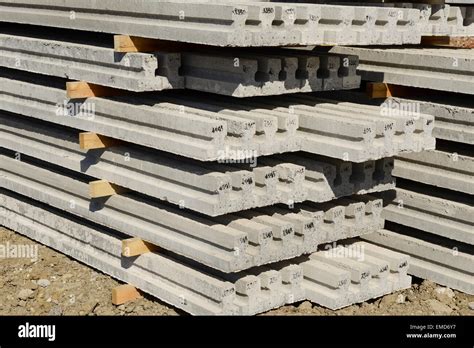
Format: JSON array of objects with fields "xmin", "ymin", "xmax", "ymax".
[
  {"xmin": 365, "ymin": 121, "xmax": 474, "ymax": 294},
  {"xmin": 0, "ymin": 1, "xmax": 440, "ymax": 314},
  {"xmin": 1, "ymin": 189, "xmax": 412, "ymax": 314},
  {"xmin": 0, "ymin": 70, "xmax": 434, "ymax": 162},
  {"xmin": 0, "ymin": 25, "xmax": 363, "ymax": 96},
  {"xmin": 316, "ymin": 53, "xmax": 473, "ymax": 294}
]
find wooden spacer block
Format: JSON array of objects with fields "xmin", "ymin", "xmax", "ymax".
[
  {"xmin": 421, "ymin": 36, "xmax": 474, "ymax": 49},
  {"xmin": 89, "ymin": 180, "xmax": 127, "ymax": 198},
  {"xmin": 366, "ymin": 82, "xmax": 393, "ymax": 98},
  {"xmin": 112, "ymin": 284, "xmax": 142, "ymax": 305},
  {"xmin": 79, "ymin": 132, "xmax": 123, "ymax": 150},
  {"xmin": 366, "ymin": 82, "xmax": 435, "ymax": 99},
  {"xmin": 114, "ymin": 35, "xmax": 189, "ymax": 53},
  {"xmin": 122, "ymin": 237, "xmax": 158, "ymax": 257},
  {"xmin": 66, "ymin": 81, "xmax": 123, "ymax": 99}
]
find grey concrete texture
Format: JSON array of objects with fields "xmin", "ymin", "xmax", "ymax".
[
  {"xmin": 329, "ymin": 46, "xmax": 474, "ymax": 95},
  {"xmin": 0, "ymin": 29, "xmax": 361, "ymax": 95},
  {"xmin": 446, "ymin": 0, "xmax": 474, "ymax": 4},
  {"xmin": 395, "ymin": 149, "xmax": 474, "ymax": 195},
  {"xmin": 381, "ymin": 187, "xmax": 474, "ymax": 245},
  {"xmin": 0, "ymin": 71, "xmax": 435, "ymax": 163},
  {"xmin": 178, "ymin": 50, "xmax": 361, "ymax": 97},
  {"xmin": 406, "ymin": 3, "xmax": 474, "ymax": 36},
  {"xmin": 244, "ymin": 0, "xmax": 423, "ymax": 44},
  {"xmin": 0, "ymin": 0, "xmax": 423, "ymax": 46},
  {"xmin": 0, "ymin": 33, "xmax": 184, "ymax": 92},
  {"xmin": 363, "ymin": 229, "xmax": 474, "ymax": 295},
  {"xmin": 318, "ymin": 2, "xmax": 474, "ymax": 36},
  {"xmin": 319, "ymin": 90, "xmax": 473, "ymax": 146},
  {"xmin": 0, "ymin": 154, "xmax": 385, "ymax": 273},
  {"xmin": 283, "ymin": 94, "xmax": 436, "ymax": 159},
  {"xmin": 0, "ymin": 114, "xmax": 396, "ymax": 217},
  {"xmin": 0, "ymin": 189, "xmax": 412, "ymax": 314},
  {"xmin": 303, "ymin": 240, "xmax": 411, "ymax": 309}
]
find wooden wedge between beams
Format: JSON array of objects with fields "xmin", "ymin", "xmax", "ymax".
[
  {"xmin": 366, "ymin": 82, "xmax": 411, "ymax": 99},
  {"xmin": 79, "ymin": 132, "xmax": 123, "ymax": 150},
  {"xmin": 366, "ymin": 82, "xmax": 440, "ymax": 99},
  {"xmin": 112, "ymin": 284, "xmax": 142, "ymax": 305},
  {"xmin": 421, "ymin": 36, "xmax": 474, "ymax": 49},
  {"xmin": 367, "ymin": 82, "xmax": 393, "ymax": 98},
  {"xmin": 89, "ymin": 180, "xmax": 127, "ymax": 198},
  {"xmin": 114, "ymin": 35, "xmax": 189, "ymax": 53},
  {"xmin": 122, "ymin": 237, "xmax": 158, "ymax": 257},
  {"xmin": 66, "ymin": 81, "xmax": 123, "ymax": 99}
]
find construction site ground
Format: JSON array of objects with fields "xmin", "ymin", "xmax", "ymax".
[{"xmin": 1, "ymin": 227, "xmax": 473, "ymax": 316}]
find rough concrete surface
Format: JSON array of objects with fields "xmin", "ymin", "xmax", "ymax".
[
  {"xmin": 1, "ymin": 227, "xmax": 472, "ymax": 316},
  {"xmin": 330, "ymin": 47, "xmax": 474, "ymax": 95},
  {"xmin": 0, "ymin": 1, "xmax": 422, "ymax": 46}
]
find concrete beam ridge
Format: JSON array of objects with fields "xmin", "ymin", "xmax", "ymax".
[
  {"xmin": 318, "ymin": 2, "xmax": 473, "ymax": 36},
  {"xmin": 382, "ymin": 187, "xmax": 474, "ymax": 245},
  {"xmin": 316, "ymin": 90, "xmax": 474, "ymax": 146},
  {"xmin": 0, "ymin": 0, "xmax": 423, "ymax": 46},
  {"xmin": 395, "ymin": 149, "xmax": 474, "ymax": 195},
  {"xmin": 0, "ymin": 190, "xmax": 412, "ymax": 314},
  {"xmin": 329, "ymin": 47, "xmax": 474, "ymax": 95},
  {"xmin": 363, "ymin": 229, "xmax": 474, "ymax": 295}
]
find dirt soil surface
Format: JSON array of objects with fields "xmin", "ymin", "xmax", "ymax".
[{"xmin": 1, "ymin": 227, "xmax": 473, "ymax": 316}]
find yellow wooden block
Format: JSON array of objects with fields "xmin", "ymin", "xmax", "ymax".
[
  {"xmin": 112, "ymin": 284, "xmax": 142, "ymax": 305},
  {"xmin": 89, "ymin": 180, "xmax": 126, "ymax": 198},
  {"xmin": 122, "ymin": 237, "xmax": 157, "ymax": 257},
  {"xmin": 79, "ymin": 132, "xmax": 122, "ymax": 150},
  {"xmin": 66, "ymin": 81, "xmax": 122, "ymax": 99}
]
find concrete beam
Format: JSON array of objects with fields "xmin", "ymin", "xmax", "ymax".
[
  {"xmin": 0, "ymin": 1, "xmax": 423, "ymax": 46},
  {"xmin": 329, "ymin": 46, "xmax": 474, "ymax": 95},
  {"xmin": 395, "ymin": 150, "xmax": 474, "ymax": 195}
]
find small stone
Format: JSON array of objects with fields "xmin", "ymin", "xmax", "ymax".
[
  {"xmin": 48, "ymin": 306, "xmax": 63, "ymax": 316},
  {"xmin": 425, "ymin": 299, "xmax": 452, "ymax": 315},
  {"xmin": 396, "ymin": 294, "xmax": 406, "ymax": 304},
  {"xmin": 379, "ymin": 293, "xmax": 398, "ymax": 307},
  {"xmin": 37, "ymin": 279, "xmax": 51, "ymax": 288},
  {"xmin": 18, "ymin": 289, "xmax": 34, "ymax": 300},
  {"xmin": 117, "ymin": 305, "xmax": 126, "ymax": 311},
  {"xmin": 435, "ymin": 287, "xmax": 455, "ymax": 298},
  {"xmin": 468, "ymin": 302, "xmax": 474, "ymax": 310},
  {"xmin": 298, "ymin": 301, "xmax": 313, "ymax": 311},
  {"xmin": 26, "ymin": 281, "xmax": 38, "ymax": 290}
]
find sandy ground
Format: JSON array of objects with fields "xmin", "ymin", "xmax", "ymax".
[{"xmin": 1, "ymin": 227, "xmax": 473, "ymax": 316}]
